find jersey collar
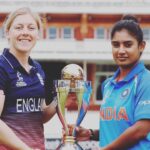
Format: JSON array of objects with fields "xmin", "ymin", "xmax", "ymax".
[
  {"xmin": 112, "ymin": 61, "xmax": 145, "ymax": 83},
  {"xmin": 2, "ymin": 48, "xmax": 37, "ymax": 72}
]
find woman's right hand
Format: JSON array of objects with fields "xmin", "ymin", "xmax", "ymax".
[
  {"xmin": 75, "ymin": 126, "xmax": 91, "ymax": 141},
  {"xmin": 63, "ymin": 125, "xmax": 91, "ymax": 141},
  {"xmin": 66, "ymin": 125, "xmax": 91, "ymax": 141}
]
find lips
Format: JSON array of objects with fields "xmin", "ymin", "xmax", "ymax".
[
  {"xmin": 17, "ymin": 38, "xmax": 33, "ymax": 48},
  {"xmin": 18, "ymin": 39, "xmax": 31, "ymax": 42},
  {"xmin": 117, "ymin": 57, "xmax": 128, "ymax": 61}
]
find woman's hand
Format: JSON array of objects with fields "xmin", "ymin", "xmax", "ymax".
[
  {"xmin": 75, "ymin": 126, "xmax": 91, "ymax": 141},
  {"xmin": 65, "ymin": 125, "xmax": 91, "ymax": 141}
]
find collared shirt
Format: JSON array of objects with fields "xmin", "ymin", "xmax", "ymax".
[
  {"xmin": 0, "ymin": 49, "xmax": 46, "ymax": 150},
  {"xmin": 100, "ymin": 62, "xmax": 150, "ymax": 150}
]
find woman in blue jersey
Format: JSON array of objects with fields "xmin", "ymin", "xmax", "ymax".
[
  {"xmin": 0, "ymin": 8, "xmax": 56, "ymax": 150},
  {"xmin": 74, "ymin": 15, "xmax": 150, "ymax": 150}
]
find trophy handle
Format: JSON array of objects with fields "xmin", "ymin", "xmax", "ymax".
[
  {"xmin": 54, "ymin": 80, "xmax": 70, "ymax": 135},
  {"xmin": 73, "ymin": 81, "xmax": 92, "ymax": 136}
]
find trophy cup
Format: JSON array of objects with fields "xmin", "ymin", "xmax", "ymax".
[{"xmin": 54, "ymin": 64, "xmax": 92, "ymax": 150}]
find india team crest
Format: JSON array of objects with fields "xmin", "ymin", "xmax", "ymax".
[{"xmin": 121, "ymin": 88, "xmax": 130, "ymax": 99}]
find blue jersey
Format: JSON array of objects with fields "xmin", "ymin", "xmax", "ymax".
[
  {"xmin": 100, "ymin": 62, "xmax": 150, "ymax": 150},
  {"xmin": 0, "ymin": 49, "xmax": 46, "ymax": 150}
]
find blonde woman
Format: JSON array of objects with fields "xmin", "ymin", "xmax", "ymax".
[{"xmin": 0, "ymin": 7, "xmax": 56, "ymax": 150}]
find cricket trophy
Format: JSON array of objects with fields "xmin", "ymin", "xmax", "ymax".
[{"xmin": 54, "ymin": 64, "xmax": 92, "ymax": 150}]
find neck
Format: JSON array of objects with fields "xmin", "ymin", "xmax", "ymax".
[
  {"xmin": 116, "ymin": 69, "xmax": 130, "ymax": 82},
  {"xmin": 9, "ymin": 49, "xmax": 31, "ymax": 72},
  {"xmin": 116, "ymin": 62, "xmax": 138, "ymax": 82}
]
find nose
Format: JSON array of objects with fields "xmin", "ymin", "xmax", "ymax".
[
  {"xmin": 21, "ymin": 27, "xmax": 30, "ymax": 35},
  {"xmin": 118, "ymin": 45, "xmax": 126, "ymax": 53}
]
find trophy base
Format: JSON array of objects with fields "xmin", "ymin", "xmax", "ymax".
[{"xmin": 56, "ymin": 136, "xmax": 83, "ymax": 150}]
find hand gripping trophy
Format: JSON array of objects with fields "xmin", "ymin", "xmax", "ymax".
[{"xmin": 54, "ymin": 64, "xmax": 92, "ymax": 150}]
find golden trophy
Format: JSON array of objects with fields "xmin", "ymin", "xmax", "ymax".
[{"xmin": 53, "ymin": 64, "xmax": 92, "ymax": 150}]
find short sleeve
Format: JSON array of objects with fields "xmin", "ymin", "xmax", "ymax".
[
  {"xmin": 101, "ymin": 77, "xmax": 112, "ymax": 97},
  {"xmin": 33, "ymin": 60, "xmax": 45, "ymax": 80},
  {"xmin": 0, "ymin": 66, "xmax": 9, "ymax": 94},
  {"xmin": 134, "ymin": 72, "xmax": 150, "ymax": 121}
]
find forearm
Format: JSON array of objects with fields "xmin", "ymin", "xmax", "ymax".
[
  {"xmin": 42, "ymin": 100, "xmax": 57, "ymax": 123},
  {"xmin": 102, "ymin": 123, "xmax": 149, "ymax": 150},
  {"xmin": 0, "ymin": 120, "xmax": 32, "ymax": 150}
]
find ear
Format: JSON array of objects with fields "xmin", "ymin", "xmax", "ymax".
[{"xmin": 139, "ymin": 41, "xmax": 146, "ymax": 54}]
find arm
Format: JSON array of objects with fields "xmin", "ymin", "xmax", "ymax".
[
  {"xmin": 0, "ymin": 93, "xmax": 33, "ymax": 150},
  {"xmin": 42, "ymin": 99, "xmax": 57, "ymax": 123},
  {"xmin": 101, "ymin": 119, "xmax": 150, "ymax": 150}
]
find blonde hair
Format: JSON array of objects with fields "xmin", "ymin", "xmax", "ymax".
[{"xmin": 4, "ymin": 7, "xmax": 43, "ymax": 36}]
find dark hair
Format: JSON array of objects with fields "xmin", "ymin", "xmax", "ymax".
[
  {"xmin": 111, "ymin": 14, "xmax": 143, "ymax": 44},
  {"xmin": 121, "ymin": 14, "xmax": 139, "ymax": 23}
]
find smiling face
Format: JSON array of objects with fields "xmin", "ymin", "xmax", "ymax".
[
  {"xmin": 6, "ymin": 13, "xmax": 39, "ymax": 54},
  {"xmin": 111, "ymin": 29, "xmax": 145, "ymax": 69}
]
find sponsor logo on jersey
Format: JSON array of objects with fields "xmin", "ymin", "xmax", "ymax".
[
  {"xmin": 139, "ymin": 100, "xmax": 150, "ymax": 106},
  {"xmin": 36, "ymin": 73, "xmax": 44, "ymax": 85},
  {"xmin": 16, "ymin": 72, "xmax": 27, "ymax": 87}
]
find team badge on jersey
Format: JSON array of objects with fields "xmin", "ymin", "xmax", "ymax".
[
  {"xmin": 16, "ymin": 72, "xmax": 27, "ymax": 87},
  {"xmin": 36, "ymin": 73, "xmax": 44, "ymax": 85},
  {"xmin": 121, "ymin": 88, "xmax": 130, "ymax": 99}
]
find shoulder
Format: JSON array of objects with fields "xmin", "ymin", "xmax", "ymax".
[
  {"xmin": 135, "ymin": 68, "xmax": 150, "ymax": 95},
  {"xmin": 137, "ymin": 68, "xmax": 150, "ymax": 84},
  {"xmin": 0, "ymin": 55, "xmax": 10, "ymax": 88},
  {"xmin": 32, "ymin": 60, "xmax": 45, "ymax": 77},
  {"xmin": 0, "ymin": 55, "xmax": 10, "ymax": 73},
  {"xmin": 102, "ymin": 77, "xmax": 112, "ymax": 87},
  {"xmin": 0, "ymin": 55, "xmax": 8, "ymax": 67},
  {"xmin": 32, "ymin": 60, "xmax": 44, "ymax": 72},
  {"xmin": 32, "ymin": 60, "xmax": 42, "ymax": 69},
  {"xmin": 101, "ymin": 77, "xmax": 112, "ymax": 91}
]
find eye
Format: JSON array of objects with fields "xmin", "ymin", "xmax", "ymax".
[
  {"xmin": 124, "ymin": 42, "xmax": 132, "ymax": 48},
  {"xmin": 15, "ymin": 26, "xmax": 23, "ymax": 30},
  {"xmin": 28, "ymin": 25, "xmax": 37, "ymax": 31},
  {"xmin": 111, "ymin": 42, "xmax": 120, "ymax": 48}
]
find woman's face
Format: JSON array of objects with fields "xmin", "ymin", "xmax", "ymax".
[
  {"xmin": 111, "ymin": 29, "xmax": 145, "ymax": 69},
  {"xmin": 6, "ymin": 13, "xmax": 39, "ymax": 54}
]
